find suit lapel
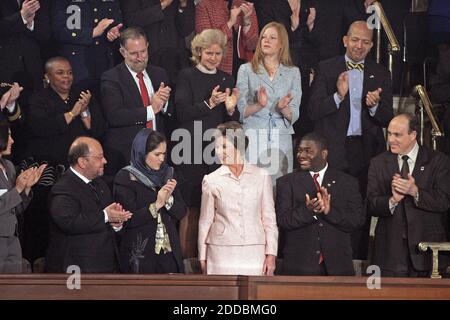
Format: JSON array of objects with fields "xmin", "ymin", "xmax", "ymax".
[
  {"xmin": 67, "ymin": 170, "xmax": 101, "ymax": 204},
  {"xmin": 321, "ymin": 168, "xmax": 338, "ymax": 191},
  {"xmin": 120, "ymin": 62, "xmax": 145, "ymax": 109},
  {"xmin": 385, "ymin": 152, "xmax": 399, "ymax": 178},
  {"xmin": 411, "ymin": 146, "xmax": 429, "ymax": 186}
]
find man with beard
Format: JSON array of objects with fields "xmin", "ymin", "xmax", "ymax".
[
  {"xmin": 101, "ymin": 27, "xmax": 171, "ymax": 175},
  {"xmin": 276, "ymin": 132, "xmax": 365, "ymax": 275}
]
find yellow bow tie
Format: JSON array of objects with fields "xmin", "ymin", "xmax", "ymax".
[{"xmin": 346, "ymin": 61, "xmax": 364, "ymax": 71}]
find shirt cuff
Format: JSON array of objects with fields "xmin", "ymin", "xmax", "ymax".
[
  {"xmin": 5, "ymin": 102, "xmax": 16, "ymax": 113},
  {"xmin": 162, "ymin": 101, "xmax": 169, "ymax": 114},
  {"xmin": 165, "ymin": 195, "xmax": 174, "ymax": 210},
  {"xmin": 414, "ymin": 191, "xmax": 419, "ymax": 205},
  {"xmin": 104, "ymin": 209, "xmax": 109, "ymax": 223},
  {"xmin": 112, "ymin": 225, "xmax": 123, "ymax": 232},
  {"xmin": 333, "ymin": 92, "xmax": 343, "ymax": 108},
  {"xmin": 368, "ymin": 104, "xmax": 378, "ymax": 116},
  {"xmin": 146, "ymin": 106, "xmax": 156, "ymax": 121},
  {"xmin": 22, "ymin": 16, "xmax": 35, "ymax": 31},
  {"xmin": 389, "ymin": 198, "xmax": 399, "ymax": 214}
]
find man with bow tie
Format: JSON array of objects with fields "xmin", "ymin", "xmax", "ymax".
[
  {"xmin": 276, "ymin": 132, "xmax": 365, "ymax": 275},
  {"xmin": 308, "ymin": 20, "xmax": 394, "ymax": 260},
  {"xmin": 367, "ymin": 113, "xmax": 450, "ymax": 277}
]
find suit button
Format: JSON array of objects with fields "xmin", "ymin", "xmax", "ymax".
[
  {"xmin": 319, "ymin": 223, "xmax": 323, "ymax": 227},
  {"xmin": 71, "ymin": 32, "xmax": 77, "ymax": 37},
  {"xmin": 316, "ymin": 251, "xmax": 320, "ymax": 255}
]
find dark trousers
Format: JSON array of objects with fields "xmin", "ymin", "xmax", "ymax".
[
  {"xmin": 381, "ymin": 239, "xmax": 429, "ymax": 278},
  {"xmin": 344, "ymin": 136, "xmax": 370, "ymax": 260}
]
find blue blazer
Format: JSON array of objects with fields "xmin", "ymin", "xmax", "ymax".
[{"xmin": 236, "ymin": 62, "xmax": 301, "ymax": 135}]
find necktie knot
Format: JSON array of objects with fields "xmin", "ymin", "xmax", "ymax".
[
  {"xmin": 136, "ymin": 72, "xmax": 144, "ymax": 80},
  {"xmin": 346, "ymin": 61, "xmax": 364, "ymax": 71},
  {"xmin": 401, "ymin": 155, "xmax": 409, "ymax": 161}
]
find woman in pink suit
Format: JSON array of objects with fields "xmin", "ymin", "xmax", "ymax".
[{"xmin": 198, "ymin": 121, "xmax": 278, "ymax": 275}]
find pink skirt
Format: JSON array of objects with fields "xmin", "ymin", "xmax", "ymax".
[{"xmin": 206, "ymin": 244, "xmax": 266, "ymax": 275}]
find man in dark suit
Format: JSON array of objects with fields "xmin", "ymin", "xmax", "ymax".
[
  {"xmin": 367, "ymin": 113, "xmax": 450, "ymax": 277},
  {"xmin": 276, "ymin": 133, "xmax": 365, "ymax": 276},
  {"xmin": 46, "ymin": 137, "xmax": 132, "ymax": 273},
  {"xmin": 101, "ymin": 27, "xmax": 171, "ymax": 176},
  {"xmin": 51, "ymin": 0, "xmax": 123, "ymax": 94},
  {"xmin": 0, "ymin": 0, "xmax": 50, "ymax": 162},
  {"xmin": 308, "ymin": 20, "xmax": 394, "ymax": 259},
  {"xmin": 120, "ymin": 0, "xmax": 195, "ymax": 87}
]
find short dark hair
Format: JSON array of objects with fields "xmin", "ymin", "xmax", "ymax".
[
  {"xmin": 300, "ymin": 132, "xmax": 329, "ymax": 151},
  {"xmin": 67, "ymin": 140, "xmax": 90, "ymax": 166},
  {"xmin": 398, "ymin": 112, "xmax": 419, "ymax": 134},
  {"xmin": 0, "ymin": 120, "xmax": 10, "ymax": 153},
  {"xmin": 215, "ymin": 121, "xmax": 249, "ymax": 151},
  {"xmin": 119, "ymin": 27, "xmax": 148, "ymax": 48},
  {"xmin": 145, "ymin": 130, "xmax": 167, "ymax": 154}
]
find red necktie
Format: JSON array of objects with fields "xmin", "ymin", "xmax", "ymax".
[
  {"xmin": 136, "ymin": 72, "xmax": 153, "ymax": 129},
  {"xmin": 313, "ymin": 173, "xmax": 324, "ymax": 264}
]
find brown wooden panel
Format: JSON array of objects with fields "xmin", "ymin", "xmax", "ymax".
[{"xmin": 1, "ymin": 274, "xmax": 449, "ymax": 300}]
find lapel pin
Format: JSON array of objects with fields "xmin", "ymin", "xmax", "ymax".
[
  {"xmin": 369, "ymin": 75, "xmax": 374, "ymax": 79},
  {"xmin": 327, "ymin": 183, "xmax": 331, "ymax": 187},
  {"xmin": 421, "ymin": 166, "xmax": 425, "ymax": 171}
]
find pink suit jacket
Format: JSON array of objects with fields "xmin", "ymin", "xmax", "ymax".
[{"xmin": 198, "ymin": 164, "xmax": 278, "ymax": 260}]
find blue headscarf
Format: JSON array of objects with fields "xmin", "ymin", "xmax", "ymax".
[{"xmin": 128, "ymin": 128, "xmax": 170, "ymax": 188}]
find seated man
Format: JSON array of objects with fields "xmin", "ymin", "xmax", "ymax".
[
  {"xmin": 276, "ymin": 132, "xmax": 365, "ymax": 275},
  {"xmin": 46, "ymin": 137, "xmax": 132, "ymax": 273}
]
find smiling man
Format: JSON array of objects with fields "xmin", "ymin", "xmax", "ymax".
[
  {"xmin": 367, "ymin": 113, "xmax": 450, "ymax": 277},
  {"xmin": 275, "ymin": 132, "xmax": 365, "ymax": 276},
  {"xmin": 101, "ymin": 27, "xmax": 171, "ymax": 176},
  {"xmin": 308, "ymin": 20, "xmax": 394, "ymax": 260}
]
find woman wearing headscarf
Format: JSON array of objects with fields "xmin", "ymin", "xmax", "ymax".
[{"xmin": 113, "ymin": 129, "xmax": 187, "ymax": 273}]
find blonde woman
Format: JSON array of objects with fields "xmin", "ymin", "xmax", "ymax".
[
  {"xmin": 236, "ymin": 22, "xmax": 302, "ymax": 185},
  {"xmin": 175, "ymin": 29, "xmax": 240, "ymax": 258}
]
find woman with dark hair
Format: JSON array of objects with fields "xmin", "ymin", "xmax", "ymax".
[
  {"xmin": 0, "ymin": 120, "xmax": 45, "ymax": 273},
  {"xmin": 113, "ymin": 129, "xmax": 187, "ymax": 273},
  {"xmin": 26, "ymin": 56, "xmax": 106, "ymax": 168}
]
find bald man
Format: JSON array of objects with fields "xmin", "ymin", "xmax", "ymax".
[
  {"xmin": 46, "ymin": 137, "xmax": 132, "ymax": 273},
  {"xmin": 308, "ymin": 20, "xmax": 394, "ymax": 259},
  {"xmin": 367, "ymin": 113, "xmax": 450, "ymax": 277}
]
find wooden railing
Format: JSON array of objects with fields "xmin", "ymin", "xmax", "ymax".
[{"xmin": 1, "ymin": 274, "xmax": 449, "ymax": 300}]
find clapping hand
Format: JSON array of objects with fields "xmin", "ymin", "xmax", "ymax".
[
  {"xmin": 15, "ymin": 164, "xmax": 47, "ymax": 195},
  {"xmin": 225, "ymin": 88, "xmax": 240, "ymax": 114},
  {"xmin": 156, "ymin": 179, "xmax": 177, "ymax": 210},
  {"xmin": 152, "ymin": 82, "xmax": 171, "ymax": 114},
  {"xmin": 93, "ymin": 18, "xmax": 114, "ymax": 38},
  {"xmin": 366, "ymin": 88, "xmax": 382, "ymax": 108},
  {"xmin": 208, "ymin": 85, "xmax": 228, "ymax": 109},
  {"xmin": 105, "ymin": 202, "xmax": 133, "ymax": 223},
  {"xmin": 0, "ymin": 83, "xmax": 23, "ymax": 110},
  {"xmin": 107, "ymin": 23, "xmax": 123, "ymax": 42},
  {"xmin": 21, "ymin": 0, "xmax": 40, "ymax": 25}
]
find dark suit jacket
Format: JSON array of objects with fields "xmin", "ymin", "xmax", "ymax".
[
  {"xmin": 308, "ymin": 55, "xmax": 394, "ymax": 171},
  {"xmin": 113, "ymin": 169, "xmax": 187, "ymax": 273},
  {"xmin": 367, "ymin": 146, "xmax": 450, "ymax": 272},
  {"xmin": 120, "ymin": 0, "xmax": 194, "ymax": 85},
  {"xmin": 0, "ymin": 0, "xmax": 50, "ymax": 97},
  {"xmin": 26, "ymin": 86, "xmax": 106, "ymax": 167},
  {"xmin": 101, "ymin": 62, "xmax": 169, "ymax": 175},
  {"xmin": 276, "ymin": 167, "xmax": 365, "ymax": 275},
  {"xmin": 46, "ymin": 170, "xmax": 118, "ymax": 273}
]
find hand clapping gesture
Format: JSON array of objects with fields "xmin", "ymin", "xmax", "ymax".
[
  {"xmin": 20, "ymin": 0, "xmax": 40, "ymax": 26},
  {"xmin": 156, "ymin": 179, "xmax": 177, "ymax": 210},
  {"xmin": 105, "ymin": 202, "xmax": 133, "ymax": 224},
  {"xmin": 305, "ymin": 186, "xmax": 331, "ymax": 215},
  {"xmin": 225, "ymin": 88, "xmax": 240, "ymax": 115},
  {"xmin": 15, "ymin": 164, "xmax": 47, "ymax": 196},
  {"xmin": 0, "ymin": 83, "xmax": 23, "ymax": 110},
  {"xmin": 152, "ymin": 82, "xmax": 171, "ymax": 114}
]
